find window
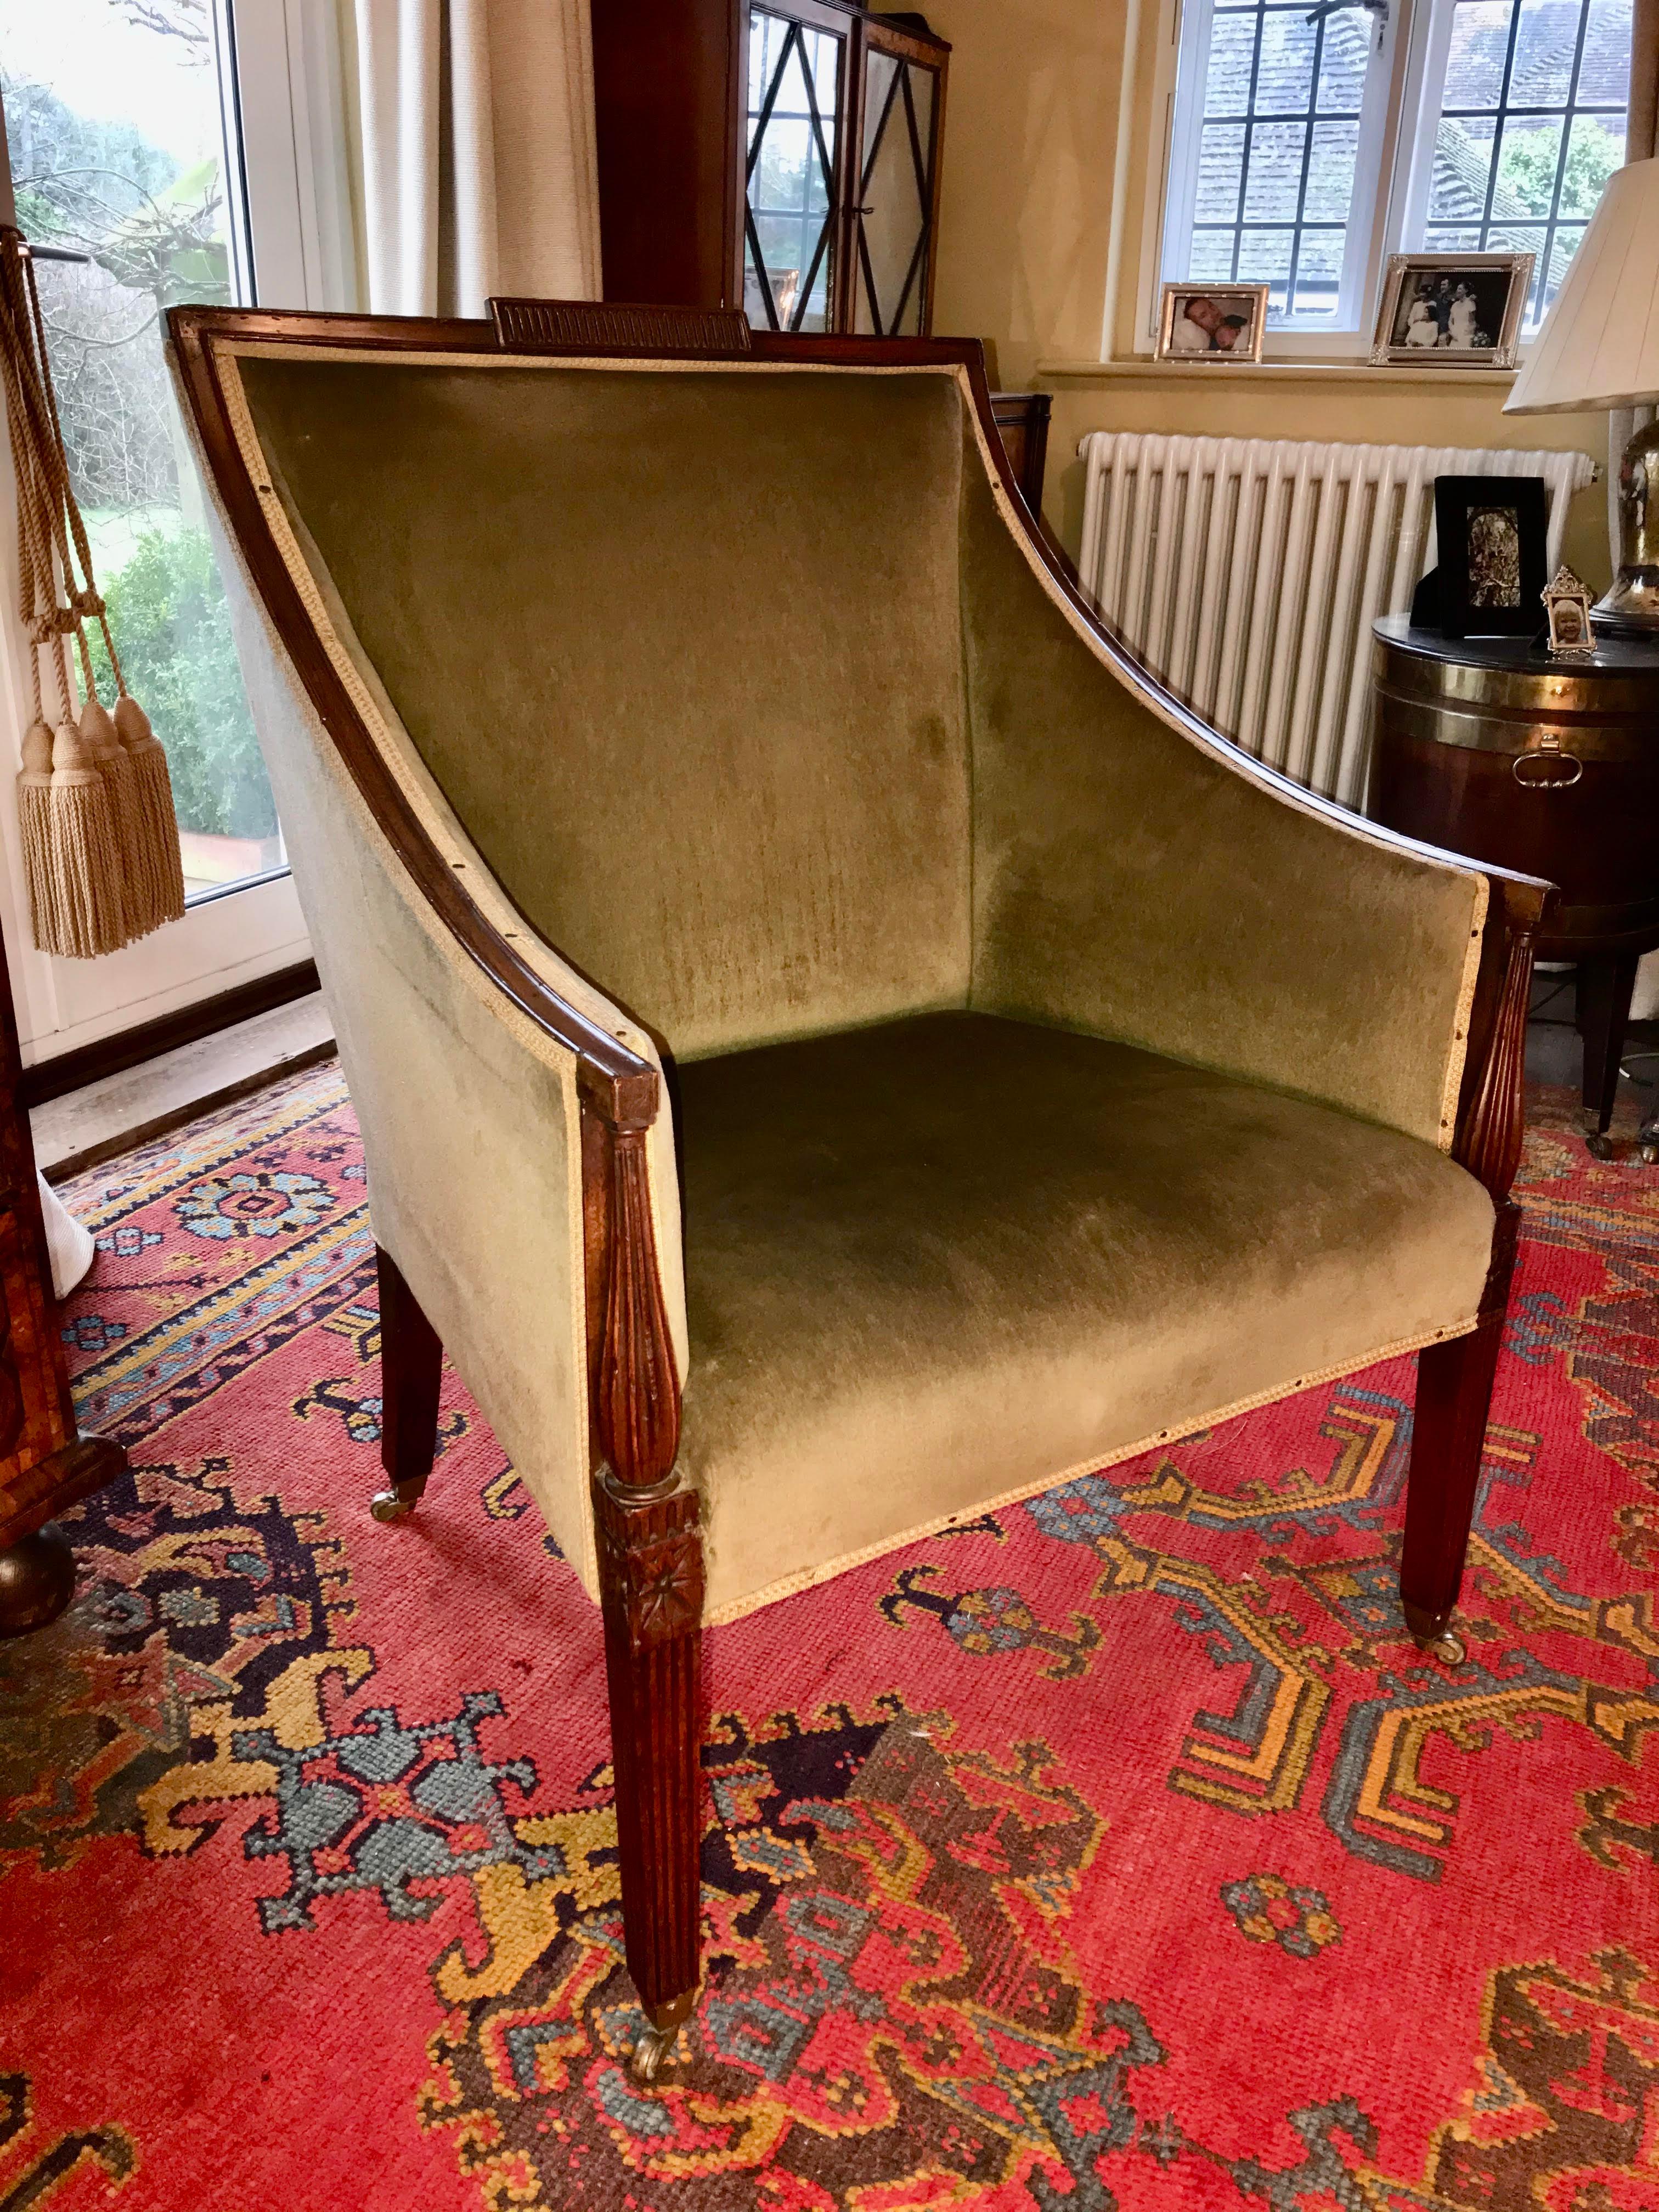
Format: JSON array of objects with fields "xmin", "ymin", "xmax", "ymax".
[
  {"xmin": 1163, "ymin": 0, "xmax": 1398, "ymax": 328},
  {"xmin": 3, "ymin": 0, "xmax": 281, "ymax": 901},
  {"xmin": 0, "ymin": 1, "xmax": 351, "ymax": 1055},
  {"xmin": 1401, "ymin": 0, "xmax": 1631, "ymax": 324},
  {"xmin": 1159, "ymin": 0, "xmax": 1631, "ymax": 340}
]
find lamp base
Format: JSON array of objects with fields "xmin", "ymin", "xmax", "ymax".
[
  {"xmin": 1591, "ymin": 567, "xmax": 1659, "ymax": 635},
  {"xmin": 1595, "ymin": 417, "xmax": 1659, "ymax": 634}
]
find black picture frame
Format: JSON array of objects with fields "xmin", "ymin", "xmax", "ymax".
[{"xmin": 1432, "ymin": 475, "xmax": 1549, "ymax": 638}]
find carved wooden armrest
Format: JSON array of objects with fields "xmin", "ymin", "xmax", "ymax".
[{"xmin": 1453, "ymin": 873, "xmax": 1553, "ymax": 1205}]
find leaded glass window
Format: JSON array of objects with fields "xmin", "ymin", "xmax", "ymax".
[
  {"xmin": 1160, "ymin": 0, "xmax": 1633, "ymax": 342},
  {"xmin": 1407, "ymin": 0, "xmax": 1630, "ymax": 325},
  {"xmin": 1162, "ymin": 0, "xmax": 1396, "ymax": 327},
  {"xmin": 744, "ymin": 13, "xmax": 844, "ymax": 334}
]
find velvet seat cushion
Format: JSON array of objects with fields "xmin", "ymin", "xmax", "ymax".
[{"xmin": 675, "ymin": 1012, "xmax": 1495, "ymax": 1621}]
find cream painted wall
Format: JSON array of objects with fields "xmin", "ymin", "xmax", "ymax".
[{"xmin": 915, "ymin": 0, "xmax": 1612, "ymax": 586}]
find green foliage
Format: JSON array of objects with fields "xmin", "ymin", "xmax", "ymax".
[
  {"xmin": 1496, "ymin": 116, "xmax": 1623, "ymax": 222},
  {"xmin": 2, "ymin": 71, "xmax": 178, "ymax": 240},
  {"xmin": 87, "ymin": 524, "xmax": 275, "ymax": 843}
]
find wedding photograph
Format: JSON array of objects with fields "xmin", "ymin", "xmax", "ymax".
[{"xmin": 1371, "ymin": 252, "xmax": 1533, "ymax": 367}]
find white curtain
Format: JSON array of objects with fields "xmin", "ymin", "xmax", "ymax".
[
  {"xmin": 1619, "ymin": 1, "xmax": 1659, "ymax": 1015},
  {"xmin": 352, "ymin": 0, "xmax": 601, "ymax": 317}
]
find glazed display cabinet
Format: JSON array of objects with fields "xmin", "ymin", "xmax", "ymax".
[{"xmin": 592, "ymin": 1, "xmax": 949, "ymax": 337}]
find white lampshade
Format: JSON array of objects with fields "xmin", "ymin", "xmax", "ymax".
[{"xmin": 1505, "ymin": 156, "xmax": 1659, "ymax": 415}]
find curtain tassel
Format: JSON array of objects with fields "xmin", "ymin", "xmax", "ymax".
[
  {"xmin": 113, "ymin": 693, "xmax": 185, "ymax": 934},
  {"xmin": 15, "ymin": 715, "xmax": 61, "ymax": 955},
  {"xmin": 1, "ymin": 222, "xmax": 187, "ymax": 959},
  {"xmin": 46, "ymin": 714, "xmax": 129, "ymax": 960}
]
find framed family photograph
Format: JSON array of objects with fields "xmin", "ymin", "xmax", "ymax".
[
  {"xmin": 1432, "ymin": 475, "xmax": 1548, "ymax": 637},
  {"xmin": 1370, "ymin": 253, "xmax": 1533, "ymax": 368},
  {"xmin": 1541, "ymin": 565, "xmax": 1596, "ymax": 655},
  {"xmin": 1155, "ymin": 283, "xmax": 1269, "ymax": 363}
]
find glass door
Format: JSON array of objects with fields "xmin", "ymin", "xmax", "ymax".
[
  {"xmin": 742, "ymin": 7, "xmax": 847, "ymax": 334},
  {"xmin": 850, "ymin": 27, "xmax": 943, "ymax": 337},
  {"xmin": 0, "ymin": 0, "xmax": 319, "ymax": 1058}
]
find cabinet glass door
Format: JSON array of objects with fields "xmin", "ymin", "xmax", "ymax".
[
  {"xmin": 743, "ymin": 12, "xmax": 845, "ymax": 334},
  {"xmin": 852, "ymin": 46, "xmax": 939, "ymax": 336}
]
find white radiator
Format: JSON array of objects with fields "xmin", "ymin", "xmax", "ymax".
[{"xmin": 1076, "ymin": 434, "xmax": 1597, "ymax": 811}]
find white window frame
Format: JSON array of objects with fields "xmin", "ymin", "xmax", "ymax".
[
  {"xmin": 228, "ymin": 0, "xmax": 359, "ymax": 315},
  {"xmin": 1142, "ymin": 0, "xmax": 1630, "ymax": 358},
  {"xmin": 0, "ymin": 0, "xmax": 357, "ymax": 1063},
  {"xmin": 1389, "ymin": 0, "xmax": 1628, "ymax": 328},
  {"xmin": 1156, "ymin": 0, "xmax": 1403, "ymax": 340}
]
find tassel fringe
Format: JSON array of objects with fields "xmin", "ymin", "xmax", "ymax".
[
  {"xmin": 114, "ymin": 694, "xmax": 186, "ymax": 931},
  {"xmin": 16, "ymin": 716, "xmax": 60, "ymax": 955},
  {"xmin": 45, "ymin": 719, "xmax": 129, "ymax": 960},
  {"xmin": 3, "ymin": 223, "xmax": 189, "ymax": 959}
]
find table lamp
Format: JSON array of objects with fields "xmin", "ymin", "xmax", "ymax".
[{"xmin": 1505, "ymin": 155, "xmax": 1659, "ymax": 634}]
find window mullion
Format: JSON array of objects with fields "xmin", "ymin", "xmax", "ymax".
[
  {"xmin": 1476, "ymin": 0, "xmax": 1528, "ymax": 239},
  {"xmin": 1231, "ymin": 1, "xmax": 1269, "ymax": 283},
  {"xmin": 1285, "ymin": 7, "xmax": 1328, "ymax": 317},
  {"xmin": 1536, "ymin": 0, "xmax": 1595, "ymax": 308}
]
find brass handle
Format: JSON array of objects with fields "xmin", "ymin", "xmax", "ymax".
[{"xmin": 1513, "ymin": 737, "xmax": 1583, "ymax": 790}]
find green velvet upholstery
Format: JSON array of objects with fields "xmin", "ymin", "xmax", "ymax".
[
  {"xmin": 957, "ymin": 437, "xmax": 1483, "ymax": 1149},
  {"xmin": 676, "ymin": 1013, "xmax": 1492, "ymax": 1617},
  {"xmin": 192, "ymin": 338, "xmax": 1500, "ymax": 1620},
  {"xmin": 236, "ymin": 358, "xmax": 973, "ymax": 1060}
]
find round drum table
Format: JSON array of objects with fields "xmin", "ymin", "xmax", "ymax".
[{"xmin": 1368, "ymin": 613, "xmax": 1659, "ymax": 1160}]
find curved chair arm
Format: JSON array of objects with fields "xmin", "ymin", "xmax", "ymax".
[
  {"xmin": 170, "ymin": 311, "xmax": 658, "ymax": 1134},
  {"xmin": 169, "ymin": 312, "xmax": 687, "ymax": 1600},
  {"xmin": 1451, "ymin": 874, "xmax": 1549, "ymax": 1201},
  {"xmin": 953, "ymin": 366, "xmax": 1553, "ymax": 1170}
]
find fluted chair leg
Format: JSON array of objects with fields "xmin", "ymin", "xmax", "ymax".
[
  {"xmin": 1401, "ymin": 1200, "xmax": 1519, "ymax": 1662},
  {"xmin": 582, "ymin": 1103, "xmax": 704, "ymax": 2081},
  {"xmin": 594, "ymin": 1470, "xmax": 704, "ymax": 2082},
  {"xmin": 371, "ymin": 1243, "xmax": 442, "ymax": 1522}
]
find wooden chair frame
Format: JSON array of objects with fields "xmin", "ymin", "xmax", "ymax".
[{"xmin": 168, "ymin": 300, "xmax": 1549, "ymax": 2077}]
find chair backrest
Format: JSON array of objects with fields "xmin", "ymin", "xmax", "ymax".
[{"xmin": 235, "ymin": 352, "xmax": 974, "ymax": 1059}]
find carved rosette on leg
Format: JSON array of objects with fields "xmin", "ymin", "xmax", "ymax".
[
  {"xmin": 584, "ymin": 1103, "xmax": 704, "ymax": 2083},
  {"xmin": 593, "ymin": 1469, "xmax": 704, "ymax": 2076},
  {"xmin": 1402, "ymin": 896, "xmax": 1542, "ymax": 1664}
]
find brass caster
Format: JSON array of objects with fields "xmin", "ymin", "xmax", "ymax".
[
  {"xmin": 1641, "ymin": 1143, "xmax": 1659, "ymax": 1167},
  {"xmin": 631, "ymin": 2022, "xmax": 678, "ymax": 2085},
  {"xmin": 1431, "ymin": 1628, "xmax": 1466, "ymax": 1667},
  {"xmin": 0, "ymin": 1523, "xmax": 76, "ymax": 1638},
  {"xmin": 630, "ymin": 1989, "xmax": 695, "ymax": 2086},
  {"xmin": 370, "ymin": 1487, "xmax": 416, "ymax": 1523}
]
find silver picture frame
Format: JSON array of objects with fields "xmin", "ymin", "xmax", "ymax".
[
  {"xmin": 1369, "ymin": 252, "xmax": 1534, "ymax": 369},
  {"xmin": 1155, "ymin": 283, "xmax": 1270, "ymax": 364}
]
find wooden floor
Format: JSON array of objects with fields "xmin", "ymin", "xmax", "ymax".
[{"xmin": 30, "ymin": 994, "xmax": 335, "ymax": 1183}]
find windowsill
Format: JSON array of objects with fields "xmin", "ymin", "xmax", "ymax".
[{"xmin": 1037, "ymin": 357, "xmax": 1520, "ymax": 389}]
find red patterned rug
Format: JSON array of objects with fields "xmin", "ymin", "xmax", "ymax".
[{"xmin": 3, "ymin": 1064, "xmax": 1656, "ymax": 2210}]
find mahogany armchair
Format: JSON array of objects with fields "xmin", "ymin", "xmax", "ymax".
[{"xmin": 171, "ymin": 302, "xmax": 1547, "ymax": 2080}]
